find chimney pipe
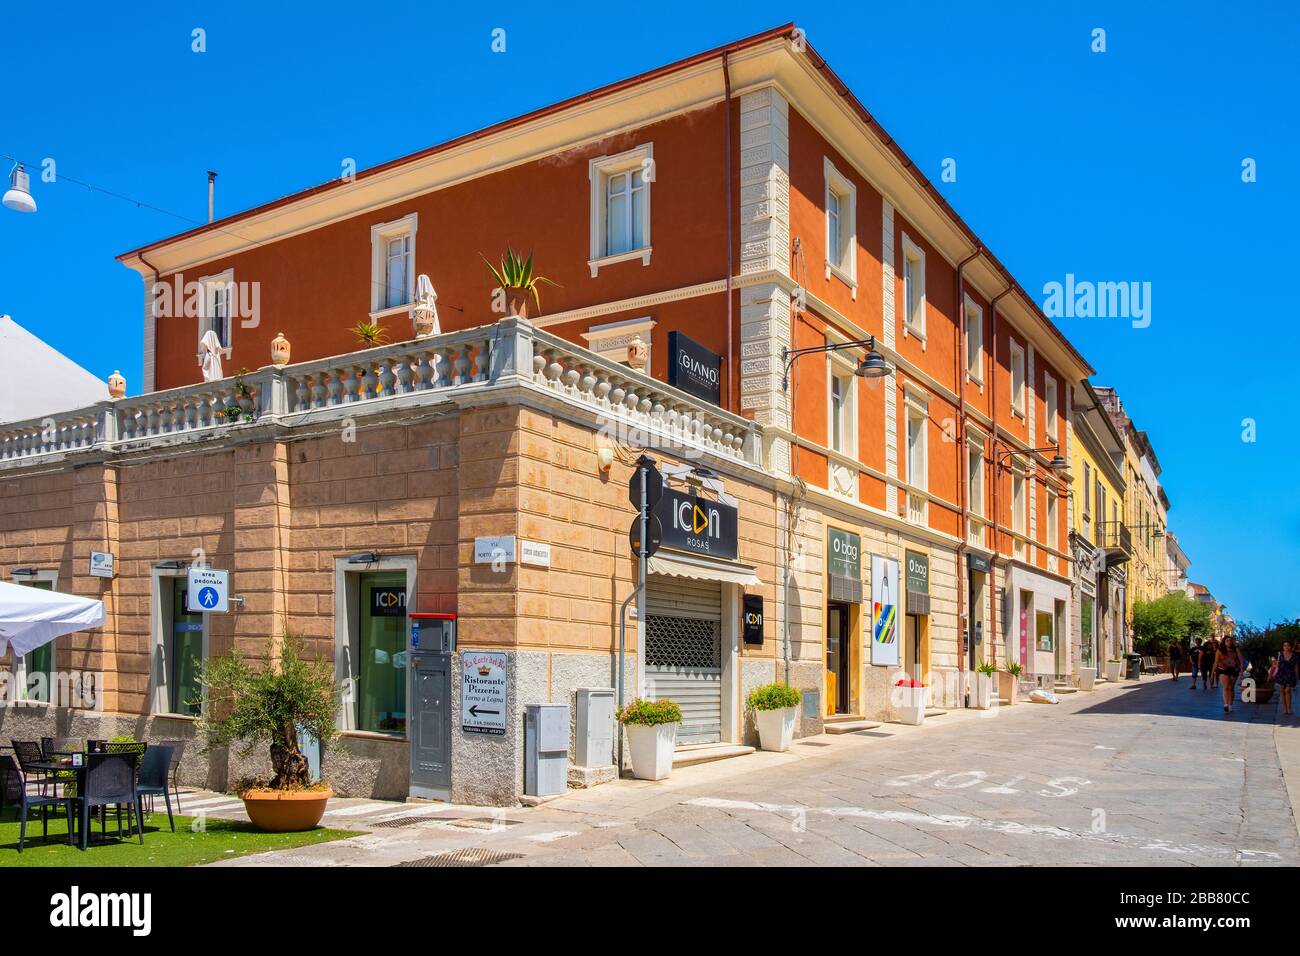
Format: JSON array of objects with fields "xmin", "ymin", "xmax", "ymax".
[{"xmin": 207, "ymin": 171, "xmax": 217, "ymax": 223}]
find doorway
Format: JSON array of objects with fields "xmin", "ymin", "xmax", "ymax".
[
  {"xmin": 905, "ymin": 613, "xmax": 927, "ymax": 684},
  {"xmin": 826, "ymin": 602, "xmax": 851, "ymax": 715}
]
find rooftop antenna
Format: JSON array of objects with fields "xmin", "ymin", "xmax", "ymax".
[{"xmin": 207, "ymin": 170, "xmax": 217, "ymax": 222}]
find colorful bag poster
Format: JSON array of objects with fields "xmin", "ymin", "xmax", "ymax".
[{"xmin": 871, "ymin": 554, "xmax": 900, "ymax": 666}]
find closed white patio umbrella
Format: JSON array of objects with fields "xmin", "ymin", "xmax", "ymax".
[{"xmin": 0, "ymin": 579, "xmax": 104, "ymax": 658}]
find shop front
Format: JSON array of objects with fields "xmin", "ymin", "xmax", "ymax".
[
  {"xmin": 1007, "ymin": 564, "xmax": 1072, "ymax": 686},
  {"xmin": 903, "ymin": 550, "xmax": 931, "ymax": 685},
  {"xmin": 824, "ymin": 527, "xmax": 863, "ymax": 717}
]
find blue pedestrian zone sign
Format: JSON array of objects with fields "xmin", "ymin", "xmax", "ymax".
[{"xmin": 186, "ymin": 567, "xmax": 229, "ymax": 613}]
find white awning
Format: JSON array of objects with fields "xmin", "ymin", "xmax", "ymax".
[
  {"xmin": 647, "ymin": 551, "xmax": 761, "ymax": 588},
  {"xmin": 0, "ymin": 579, "xmax": 104, "ymax": 657}
]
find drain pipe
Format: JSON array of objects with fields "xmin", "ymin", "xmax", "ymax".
[
  {"xmin": 723, "ymin": 52, "xmax": 735, "ymax": 410},
  {"xmin": 986, "ymin": 284, "xmax": 1013, "ymax": 669},
  {"xmin": 954, "ymin": 246, "xmax": 981, "ymax": 707}
]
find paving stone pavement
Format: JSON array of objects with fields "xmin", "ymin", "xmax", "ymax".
[{"xmin": 212, "ymin": 675, "xmax": 1300, "ymax": 867}]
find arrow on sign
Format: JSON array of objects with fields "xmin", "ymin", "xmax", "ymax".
[{"xmin": 468, "ymin": 705, "xmax": 500, "ymax": 717}]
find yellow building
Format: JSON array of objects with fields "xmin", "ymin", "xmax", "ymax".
[{"xmin": 1069, "ymin": 381, "xmax": 1128, "ymax": 670}]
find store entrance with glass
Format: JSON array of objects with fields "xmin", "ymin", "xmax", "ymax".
[
  {"xmin": 356, "ymin": 572, "xmax": 408, "ymax": 735},
  {"xmin": 826, "ymin": 602, "xmax": 852, "ymax": 715},
  {"xmin": 169, "ymin": 577, "xmax": 203, "ymax": 715}
]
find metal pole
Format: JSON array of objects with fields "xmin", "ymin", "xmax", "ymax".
[{"xmin": 616, "ymin": 462, "xmax": 650, "ymax": 776}]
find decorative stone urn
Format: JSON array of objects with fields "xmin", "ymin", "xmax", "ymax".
[
  {"xmin": 270, "ymin": 331, "xmax": 291, "ymax": 367},
  {"xmin": 107, "ymin": 370, "xmax": 126, "ymax": 399},
  {"xmin": 626, "ymin": 334, "xmax": 648, "ymax": 371}
]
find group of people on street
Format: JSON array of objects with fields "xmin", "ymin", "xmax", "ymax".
[{"xmin": 1168, "ymin": 636, "xmax": 1300, "ymax": 717}]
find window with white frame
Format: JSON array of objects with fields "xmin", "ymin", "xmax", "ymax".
[
  {"xmin": 967, "ymin": 439, "xmax": 984, "ymax": 517},
  {"xmin": 823, "ymin": 159, "xmax": 857, "ymax": 289},
  {"xmin": 965, "ymin": 296, "xmax": 984, "ymax": 383},
  {"xmin": 11, "ymin": 570, "xmax": 58, "ymax": 702},
  {"xmin": 370, "ymin": 214, "xmax": 417, "ymax": 314},
  {"xmin": 906, "ymin": 403, "xmax": 928, "ymax": 492},
  {"xmin": 1046, "ymin": 490, "xmax": 1059, "ymax": 550},
  {"xmin": 828, "ymin": 360, "xmax": 856, "ymax": 455},
  {"xmin": 1044, "ymin": 374, "xmax": 1058, "ymax": 445},
  {"xmin": 589, "ymin": 144, "xmax": 653, "ymax": 274},
  {"xmin": 198, "ymin": 270, "xmax": 233, "ymax": 348},
  {"xmin": 1010, "ymin": 341, "xmax": 1026, "ymax": 417},
  {"xmin": 902, "ymin": 236, "xmax": 926, "ymax": 337}
]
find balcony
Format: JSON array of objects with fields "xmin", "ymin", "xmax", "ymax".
[
  {"xmin": 0, "ymin": 317, "xmax": 761, "ymax": 471},
  {"xmin": 1098, "ymin": 521, "xmax": 1132, "ymax": 564}
]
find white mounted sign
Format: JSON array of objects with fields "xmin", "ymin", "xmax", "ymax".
[
  {"xmin": 89, "ymin": 552, "xmax": 115, "ymax": 579},
  {"xmin": 461, "ymin": 651, "xmax": 508, "ymax": 736},
  {"xmin": 871, "ymin": 555, "xmax": 900, "ymax": 667},
  {"xmin": 474, "ymin": 535, "xmax": 517, "ymax": 565},
  {"xmin": 185, "ymin": 567, "xmax": 229, "ymax": 614},
  {"xmin": 520, "ymin": 540, "xmax": 551, "ymax": 567}
]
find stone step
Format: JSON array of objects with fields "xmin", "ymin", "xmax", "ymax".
[
  {"xmin": 825, "ymin": 719, "xmax": 882, "ymax": 735},
  {"xmin": 924, "ymin": 708, "xmax": 947, "ymax": 718},
  {"xmin": 1053, "ymin": 685, "xmax": 1080, "ymax": 694},
  {"xmin": 672, "ymin": 744, "xmax": 755, "ymax": 768},
  {"xmin": 824, "ymin": 713, "xmax": 865, "ymax": 724}
]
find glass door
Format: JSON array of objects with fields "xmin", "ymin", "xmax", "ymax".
[
  {"xmin": 171, "ymin": 578, "xmax": 203, "ymax": 715},
  {"xmin": 357, "ymin": 572, "xmax": 408, "ymax": 734}
]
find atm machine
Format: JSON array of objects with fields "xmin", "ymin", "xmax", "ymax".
[{"xmin": 408, "ymin": 613, "xmax": 455, "ymax": 801}]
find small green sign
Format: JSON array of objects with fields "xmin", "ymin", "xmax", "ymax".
[
  {"xmin": 905, "ymin": 550, "xmax": 929, "ymax": 593},
  {"xmin": 828, "ymin": 529, "xmax": 861, "ymax": 580}
]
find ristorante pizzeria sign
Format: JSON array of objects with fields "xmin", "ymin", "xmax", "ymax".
[{"xmin": 652, "ymin": 489, "xmax": 738, "ymax": 561}]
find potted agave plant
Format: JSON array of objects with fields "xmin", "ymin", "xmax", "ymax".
[
  {"xmin": 482, "ymin": 247, "xmax": 557, "ymax": 319},
  {"xmin": 1000, "ymin": 660, "xmax": 1023, "ymax": 706},
  {"xmin": 894, "ymin": 676, "xmax": 928, "ymax": 726},
  {"xmin": 194, "ymin": 635, "xmax": 339, "ymax": 832},
  {"xmin": 974, "ymin": 661, "xmax": 998, "ymax": 709},
  {"xmin": 616, "ymin": 697, "xmax": 681, "ymax": 780},
  {"xmin": 747, "ymin": 683, "xmax": 802, "ymax": 752}
]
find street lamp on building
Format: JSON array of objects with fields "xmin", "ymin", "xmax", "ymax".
[
  {"xmin": 2, "ymin": 164, "xmax": 37, "ymax": 213},
  {"xmin": 996, "ymin": 446, "xmax": 1069, "ymax": 475},
  {"xmin": 781, "ymin": 336, "xmax": 892, "ymax": 391}
]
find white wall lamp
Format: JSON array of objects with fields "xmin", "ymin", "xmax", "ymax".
[
  {"xmin": 597, "ymin": 446, "xmax": 615, "ymax": 473},
  {"xmin": 2, "ymin": 164, "xmax": 37, "ymax": 213}
]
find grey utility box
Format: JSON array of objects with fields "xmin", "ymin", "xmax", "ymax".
[
  {"xmin": 524, "ymin": 703, "xmax": 571, "ymax": 797},
  {"xmin": 574, "ymin": 687, "xmax": 615, "ymax": 769}
]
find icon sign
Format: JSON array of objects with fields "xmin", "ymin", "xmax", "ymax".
[{"xmin": 186, "ymin": 567, "xmax": 229, "ymax": 614}]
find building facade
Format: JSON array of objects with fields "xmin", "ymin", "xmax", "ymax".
[{"xmin": 3, "ymin": 26, "xmax": 1101, "ymax": 802}]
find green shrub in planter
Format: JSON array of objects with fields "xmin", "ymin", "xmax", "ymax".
[
  {"xmin": 1005, "ymin": 660, "xmax": 1023, "ymax": 676},
  {"xmin": 746, "ymin": 683, "xmax": 802, "ymax": 712},
  {"xmin": 976, "ymin": 662, "xmax": 997, "ymax": 676},
  {"xmin": 616, "ymin": 697, "xmax": 682, "ymax": 726}
]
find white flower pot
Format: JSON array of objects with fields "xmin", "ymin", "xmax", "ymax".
[
  {"xmin": 1079, "ymin": 667, "xmax": 1097, "ymax": 691},
  {"xmin": 1105, "ymin": 660, "xmax": 1123, "ymax": 682},
  {"xmin": 897, "ymin": 687, "xmax": 928, "ymax": 725},
  {"xmin": 755, "ymin": 705, "xmax": 798, "ymax": 752},
  {"xmin": 973, "ymin": 673, "xmax": 995, "ymax": 709},
  {"xmin": 624, "ymin": 721, "xmax": 678, "ymax": 780}
]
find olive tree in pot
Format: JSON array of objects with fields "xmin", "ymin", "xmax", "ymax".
[
  {"xmin": 747, "ymin": 683, "xmax": 801, "ymax": 752},
  {"xmin": 616, "ymin": 698, "xmax": 681, "ymax": 780},
  {"xmin": 194, "ymin": 634, "xmax": 339, "ymax": 832}
]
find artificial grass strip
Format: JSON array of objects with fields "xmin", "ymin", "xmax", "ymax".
[{"xmin": 0, "ymin": 807, "xmax": 357, "ymax": 867}]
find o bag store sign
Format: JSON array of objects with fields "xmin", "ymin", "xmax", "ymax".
[
  {"xmin": 667, "ymin": 331, "xmax": 722, "ymax": 405},
  {"xmin": 653, "ymin": 489, "xmax": 738, "ymax": 560}
]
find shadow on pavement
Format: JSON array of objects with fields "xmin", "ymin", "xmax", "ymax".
[{"xmin": 1074, "ymin": 675, "xmax": 1280, "ymax": 724}]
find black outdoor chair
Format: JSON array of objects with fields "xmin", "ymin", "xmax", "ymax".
[
  {"xmin": 158, "ymin": 739, "xmax": 186, "ymax": 808},
  {"xmin": 10, "ymin": 754, "xmax": 75, "ymax": 852},
  {"xmin": 136, "ymin": 745, "xmax": 174, "ymax": 831},
  {"xmin": 73, "ymin": 752, "xmax": 143, "ymax": 850},
  {"xmin": 0, "ymin": 754, "xmax": 24, "ymax": 812},
  {"xmin": 41, "ymin": 737, "xmax": 83, "ymax": 758},
  {"xmin": 11, "ymin": 741, "xmax": 51, "ymax": 794}
]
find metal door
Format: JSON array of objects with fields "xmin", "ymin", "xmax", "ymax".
[
  {"xmin": 645, "ymin": 576, "xmax": 722, "ymax": 746},
  {"xmin": 408, "ymin": 615, "xmax": 454, "ymax": 800}
]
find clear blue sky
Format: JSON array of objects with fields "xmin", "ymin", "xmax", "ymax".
[{"xmin": 2, "ymin": 1, "xmax": 1296, "ymax": 625}]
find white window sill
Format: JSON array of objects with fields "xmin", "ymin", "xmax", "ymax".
[
  {"xmin": 369, "ymin": 304, "xmax": 412, "ymax": 323},
  {"xmin": 904, "ymin": 323, "xmax": 926, "ymax": 342},
  {"xmin": 825, "ymin": 261, "xmax": 858, "ymax": 298},
  {"xmin": 1012, "ymin": 407, "xmax": 1026, "ymax": 420},
  {"xmin": 151, "ymin": 712, "xmax": 199, "ymax": 722},
  {"xmin": 340, "ymin": 728, "xmax": 407, "ymax": 742},
  {"xmin": 589, "ymin": 246, "xmax": 652, "ymax": 277},
  {"xmin": 966, "ymin": 371, "xmax": 984, "ymax": 391}
]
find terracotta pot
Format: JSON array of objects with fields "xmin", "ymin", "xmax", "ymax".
[
  {"xmin": 107, "ymin": 370, "xmax": 126, "ymax": 399},
  {"xmin": 241, "ymin": 788, "xmax": 333, "ymax": 832},
  {"xmin": 504, "ymin": 287, "xmax": 530, "ymax": 319},
  {"xmin": 270, "ymin": 331, "xmax": 291, "ymax": 367}
]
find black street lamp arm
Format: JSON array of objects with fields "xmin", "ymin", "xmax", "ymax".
[{"xmin": 781, "ymin": 337, "xmax": 889, "ymax": 390}]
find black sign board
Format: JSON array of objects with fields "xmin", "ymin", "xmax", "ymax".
[
  {"xmin": 667, "ymin": 331, "xmax": 722, "ymax": 405},
  {"xmin": 653, "ymin": 488, "xmax": 738, "ymax": 561},
  {"xmin": 967, "ymin": 553, "xmax": 991, "ymax": 574},
  {"xmin": 628, "ymin": 463, "xmax": 664, "ymax": 511},
  {"xmin": 628, "ymin": 513, "xmax": 664, "ymax": 558},
  {"xmin": 370, "ymin": 586, "xmax": 407, "ymax": 617},
  {"xmin": 743, "ymin": 594, "xmax": 764, "ymax": 645}
]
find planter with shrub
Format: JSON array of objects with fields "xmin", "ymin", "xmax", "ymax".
[
  {"xmin": 746, "ymin": 683, "xmax": 801, "ymax": 752},
  {"xmin": 1000, "ymin": 660, "xmax": 1023, "ymax": 705},
  {"xmin": 616, "ymin": 697, "xmax": 681, "ymax": 780},
  {"xmin": 195, "ymin": 635, "xmax": 339, "ymax": 832},
  {"xmin": 1078, "ymin": 665, "xmax": 1097, "ymax": 691},
  {"xmin": 1105, "ymin": 658, "xmax": 1123, "ymax": 683},
  {"xmin": 974, "ymin": 662, "xmax": 997, "ymax": 709},
  {"xmin": 894, "ymin": 677, "xmax": 928, "ymax": 725}
]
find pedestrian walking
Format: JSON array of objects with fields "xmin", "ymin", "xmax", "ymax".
[
  {"xmin": 1189, "ymin": 638, "xmax": 1205, "ymax": 691},
  {"xmin": 1215, "ymin": 636, "xmax": 1244, "ymax": 714},
  {"xmin": 1274, "ymin": 641, "xmax": 1298, "ymax": 717},
  {"xmin": 1169, "ymin": 639, "xmax": 1183, "ymax": 681},
  {"xmin": 1201, "ymin": 637, "xmax": 1220, "ymax": 691}
]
